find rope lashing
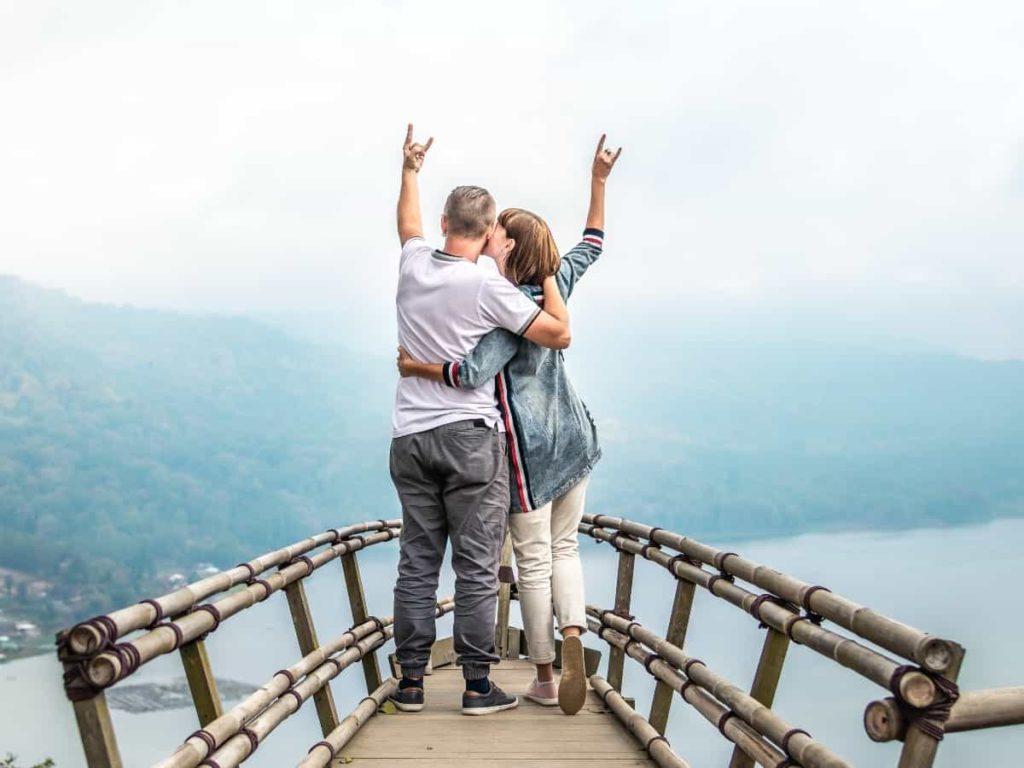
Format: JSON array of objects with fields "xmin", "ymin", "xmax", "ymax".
[
  {"xmin": 138, "ymin": 598, "xmax": 165, "ymax": 629},
  {"xmin": 235, "ymin": 562, "xmax": 258, "ymax": 583},
  {"xmin": 667, "ymin": 553, "xmax": 702, "ymax": 573},
  {"xmin": 800, "ymin": 585, "xmax": 831, "ymax": 625},
  {"xmin": 712, "ymin": 551, "xmax": 737, "ymax": 583},
  {"xmin": 191, "ymin": 603, "xmax": 223, "ymax": 641},
  {"xmin": 643, "ymin": 652, "xmax": 664, "ymax": 674},
  {"xmin": 239, "ymin": 727, "xmax": 260, "ymax": 754},
  {"xmin": 780, "ymin": 727, "xmax": 810, "ymax": 753},
  {"xmin": 683, "ymin": 658, "xmax": 706, "ymax": 677},
  {"xmin": 252, "ymin": 578, "xmax": 274, "ymax": 601},
  {"xmin": 286, "ymin": 555, "xmax": 315, "ymax": 577},
  {"xmin": 645, "ymin": 734, "xmax": 670, "ymax": 752},
  {"xmin": 889, "ymin": 665, "xmax": 961, "ymax": 741},
  {"xmin": 188, "ymin": 728, "xmax": 217, "ymax": 757},
  {"xmin": 749, "ymin": 594, "xmax": 799, "ymax": 630},
  {"xmin": 717, "ymin": 710, "xmax": 735, "ymax": 736},
  {"xmin": 639, "ymin": 540, "xmax": 661, "ymax": 558},
  {"xmin": 308, "ymin": 740, "xmax": 337, "ymax": 759}
]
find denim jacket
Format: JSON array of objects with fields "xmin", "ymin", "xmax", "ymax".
[{"xmin": 439, "ymin": 229, "xmax": 605, "ymax": 512}]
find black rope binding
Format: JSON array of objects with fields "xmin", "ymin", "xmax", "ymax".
[
  {"xmin": 308, "ymin": 740, "xmax": 337, "ymax": 758},
  {"xmin": 780, "ymin": 727, "xmax": 810, "ymax": 753},
  {"xmin": 138, "ymin": 598, "xmax": 165, "ymax": 629},
  {"xmin": 800, "ymin": 584, "xmax": 831, "ymax": 625},
  {"xmin": 888, "ymin": 665, "xmax": 961, "ymax": 742}
]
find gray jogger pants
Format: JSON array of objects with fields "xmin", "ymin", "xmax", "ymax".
[{"xmin": 390, "ymin": 419, "xmax": 509, "ymax": 681}]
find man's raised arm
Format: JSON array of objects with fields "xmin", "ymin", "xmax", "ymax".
[{"xmin": 397, "ymin": 124, "xmax": 433, "ymax": 245}]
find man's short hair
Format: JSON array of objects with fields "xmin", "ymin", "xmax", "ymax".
[{"xmin": 444, "ymin": 186, "xmax": 496, "ymax": 239}]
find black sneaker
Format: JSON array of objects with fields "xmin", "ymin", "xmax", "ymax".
[
  {"xmin": 462, "ymin": 683, "xmax": 519, "ymax": 716},
  {"xmin": 388, "ymin": 683, "xmax": 424, "ymax": 712}
]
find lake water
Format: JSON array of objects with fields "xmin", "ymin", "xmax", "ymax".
[{"xmin": 2, "ymin": 518, "xmax": 1022, "ymax": 767}]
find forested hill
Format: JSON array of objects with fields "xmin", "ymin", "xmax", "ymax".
[
  {"xmin": 2, "ymin": 275, "xmax": 1023, "ymax": 620},
  {"xmin": 0, "ymin": 276, "xmax": 394, "ymax": 611}
]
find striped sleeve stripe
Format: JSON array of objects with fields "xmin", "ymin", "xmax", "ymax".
[
  {"xmin": 451, "ymin": 360, "xmax": 461, "ymax": 388},
  {"xmin": 582, "ymin": 227, "xmax": 605, "ymax": 248},
  {"xmin": 442, "ymin": 362, "xmax": 456, "ymax": 388}
]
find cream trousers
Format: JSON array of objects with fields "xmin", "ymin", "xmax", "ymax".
[{"xmin": 508, "ymin": 476, "xmax": 589, "ymax": 664}]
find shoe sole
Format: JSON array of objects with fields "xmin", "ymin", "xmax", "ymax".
[
  {"xmin": 558, "ymin": 636, "xmax": 587, "ymax": 715},
  {"xmin": 389, "ymin": 699, "xmax": 424, "ymax": 713},
  {"xmin": 524, "ymin": 692, "xmax": 559, "ymax": 706},
  {"xmin": 462, "ymin": 698, "xmax": 520, "ymax": 716}
]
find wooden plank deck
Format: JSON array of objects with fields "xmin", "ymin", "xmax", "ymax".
[{"xmin": 335, "ymin": 659, "xmax": 657, "ymax": 766}]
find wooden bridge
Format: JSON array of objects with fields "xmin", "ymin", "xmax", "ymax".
[{"xmin": 56, "ymin": 516, "xmax": 1024, "ymax": 767}]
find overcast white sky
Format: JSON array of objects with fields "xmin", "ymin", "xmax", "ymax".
[{"xmin": 1, "ymin": 1, "xmax": 1022, "ymax": 358}]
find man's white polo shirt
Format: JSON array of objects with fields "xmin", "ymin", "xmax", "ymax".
[{"xmin": 392, "ymin": 237, "xmax": 541, "ymax": 438}]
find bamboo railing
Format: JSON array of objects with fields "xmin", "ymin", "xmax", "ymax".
[
  {"xmin": 55, "ymin": 519, "xmax": 418, "ymax": 768},
  {"xmin": 576, "ymin": 513, "xmax": 1024, "ymax": 768},
  {"xmin": 54, "ymin": 513, "xmax": 1024, "ymax": 767}
]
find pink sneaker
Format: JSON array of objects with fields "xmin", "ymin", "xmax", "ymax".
[{"xmin": 524, "ymin": 677, "xmax": 559, "ymax": 706}]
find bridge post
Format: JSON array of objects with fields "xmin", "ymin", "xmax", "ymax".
[
  {"xmin": 897, "ymin": 644, "xmax": 966, "ymax": 768},
  {"xmin": 728, "ymin": 627, "xmax": 790, "ymax": 768},
  {"xmin": 648, "ymin": 578, "xmax": 696, "ymax": 734},
  {"xmin": 342, "ymin": 550, "xmax": 384, "ymax": 694},
  {"xmin": 285, "ymin": 578, "xmax": 341, "ymax": 735},
  {"xmin": 607, "ymin": 549, "xmax": 636, "ymax": 692},
  {"xmin": 179, "ymin": 638, "xmax": 224, "ymax": 726},
  {"xmin": 72, "ymin": 693, "xmax": 123, "ymax": 768},
  {"xmin": 495, "ymin": 528, "xmax": 514, "ymax": 658}
]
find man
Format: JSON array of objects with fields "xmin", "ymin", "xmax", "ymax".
[{"xmin": 388, "ymin": 125, "xmax": 572, "ymax": 716}]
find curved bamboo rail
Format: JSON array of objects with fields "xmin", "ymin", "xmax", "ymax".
[
  {"xmin": 588, "ymin": 606, "xmax": 851, "ymax": 768},
  {"xmin": 579, "ymin": 521, "xmax": 941, "ymax": 708},
  {"xmin": 584, "ymin": 514, "xmax": 956, "ymax": 674},
  {"xmin": 53, "ymin": 514, "xmax": 1023, "ymax": 768},
  {"xmin": 66, "ymin": 520, "xmax": 400, "ymax": 656},
  {"xmin": 589, "ymin": 675, "xmax": 690, "ymax": 768},
  {"xmin": 154, "ymin": 600, "xmax": 454, "ymax": 768},
  {"xmin": 83, "ymin": 529, "xmax": 397, "ymax": 690},
  {"xmin": 297, "ymin": 679, "xmax": 399, "ymax": 768}
]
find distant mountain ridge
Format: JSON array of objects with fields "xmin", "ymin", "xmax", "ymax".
[{"xmin": 1, "ymin": 275, "xmax": 1023, "ymax": 619}]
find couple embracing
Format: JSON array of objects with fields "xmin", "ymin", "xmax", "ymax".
[{"xmin": 388, "ymin": 124, "xmax": 621, "ymax": 717}]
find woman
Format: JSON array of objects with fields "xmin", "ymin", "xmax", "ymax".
[{"xmin": 398, "ymin": 135, "xmax": 621, "ymax": 715}]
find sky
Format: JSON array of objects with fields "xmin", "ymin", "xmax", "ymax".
[{"xmin": 1, "ymin": 1, "xmax": 1023, "ymax": 358}]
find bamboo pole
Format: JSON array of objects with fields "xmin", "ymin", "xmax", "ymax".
[
  {"xmin": 285, "ymin": 578, "xmax": 339, "ymax": 735},
  {"xmin": 593, "ymin": 623, "xmax": 792, "ymax": 768},
  {"xmin": 297, "ymin": 679, "xmax": 399, "ymax": 768},
  {"xmin": 153, "ymin": 599, "xmax": 454, "ymax": 768},
  {"xmin": 581, "ymin": 523, "xmax": 940, "ymax": 708},
  {"xmin": 584, "ymin": 514, "xmax": 958, "ymax": 674},
  {"xmin": 72, "ymin": 693, "xmax": 122, "ymax": 768},
  {"xmin": 729, "ymin": 628, "xmax": 790, "ymax": 768},
  {"xmin": 67, "ymin": 519, "xmax": 400, "ymax": 656},
  {"xmin": 649, "ymin": 578, "xmax": 696, "ymax": 735},
  {"xmin": 341, "ymin": 549, "xmax": 383, "ymax": 695},
  {"xmin": 85, "ymin": 530, "xmax": 398, "ymax": 689},
  {"xmin": 197, "ymin": 630, "xmax": 393, "ymax": 768},
  {"xmin": 179, "ymin": 639, "xmax": 223, "ymax": 726},
  {"xmin": 590, "ymin": 609, "xmax": 852, "ymax": 768},
  {"xmin": 866, "ymin": 687, "xmax": 1024, "ymax": 742},
  {"xmin": 589, "ymin": 675, "xmax": 691, "ymax": 768},
  {"xmin": 495, "ymin": 528, "xmax": 514, "ymax": 658},
  {"xmin": 607, "ymin": 548, "xmax": 636, "ymax": 692}
]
